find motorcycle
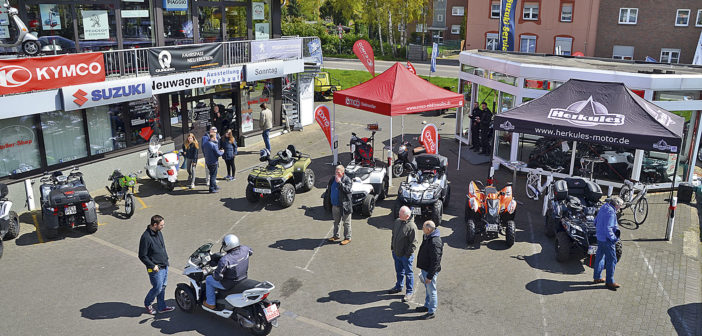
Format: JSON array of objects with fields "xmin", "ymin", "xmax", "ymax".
[
  {"xmin": 0, "ymin": 0, "xmax": 40, "ymax": 56},
  {"xmin": 391, "ymin": 138, "xmax": 426, "ymax": 177},
  {"xmin": 106, "ymin": 169, "xmax": 140, "ymax": 219},
  {"xmin": 38, "ymin": 167, "xmax": 98, "ymax": 239},
  {"xmin": 144, "ymin": 135, "xmax": 179, "ymax": 191},
  {"xmin": 174, "ymin": 242, "xmax": 281, "ymax": 336},
  {"xmin": 349, "ymin": 131, "xmax": 376, "ymax": 166},
  {"xmin": 0, "ymin": 183, "xmax": 20, "ymax": 259}
]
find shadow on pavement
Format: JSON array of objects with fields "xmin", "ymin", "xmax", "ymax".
[
  {"xmin": 220, "ymin": 197, "xmax": 263, "ymax": 213},
  {"xmin": 300, "ymin": 204, "xmax": 330, "ymax": 221},
  {"xmin": 525, "ymin": 279, "xmax": 599, "ymax": 295},
  {"xmin": 80, "ymin": 302, "xmax": 145, "ymax": 319},
  {"xmin": 366, "ymin": 214, "xmax": 393, "ymax": 231},
  {"xmin": 268, "ymin": 238, "xmax": 325, "ymax": 251},
  {"xmin": 336, "ymin": 301, "xmax": 421, "ymax": 328},
  {"xmin": 317, "ymin": 289, "xmax": 396, "ymax": 305},
  {"xmin": 512, "ymin": 250, "xmax": 586, "ymax": 275},
  {"xmin": 668, "ymin": 303, "xmax": 702, "ymax": 336}
]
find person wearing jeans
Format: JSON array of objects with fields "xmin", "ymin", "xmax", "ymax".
[
  {"xmin": 202, "ymin": 133, "xmax": 223, "ymax": 193},
  {"xmin": 416, "ymin": 220, "xmax": 442, "ymax": 319},
  {"xmin": 326, "ymin": 165, "xmax": 353, "ymax": 245},
  {"xmin": 182, "ymin": 133, "xmax": 199, "ymax": 189},
  {"xmin": 259, "ymin": 103, "xmax": 273, "ymax": 151},
  {"xmin": 389, "ymin": 206, "xmax": 418, "ymax": 303},
  {"xmin": 138, "ymin": 215, "xmax": 174, "ymax": 314},
  {"xmin": 593, "ymin": 196, "xmax": 624, "ymax": 290}
]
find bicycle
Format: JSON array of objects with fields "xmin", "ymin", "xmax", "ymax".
[
  {"xmin": 618, "ymin": 179, "xmax": 649, "ymax": 225},
  {"xmin": 525, "ymin": 165, "xmax": 564, "ymax": 216}
]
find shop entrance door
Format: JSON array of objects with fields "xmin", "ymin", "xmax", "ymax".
[{"xmin": 179, "ymin": 88, "xmax": 240, "ymax": 148}]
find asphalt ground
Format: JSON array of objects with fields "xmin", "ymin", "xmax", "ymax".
[{"xmin": 0, "ymin": 105, "xmax": 701, "ymax": 335}]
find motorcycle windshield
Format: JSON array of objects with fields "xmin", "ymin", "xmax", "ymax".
[
  {"xmin": 148, "ymin": 136, "xmax": 160, "ymax": 153},
  {"xmin": 189, "ymin": 242, "xmax": 213, "ymax": 259}
]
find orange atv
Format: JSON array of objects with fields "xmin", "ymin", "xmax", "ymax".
[{"xmin": 464, "ymin": 169, "xmax": 517, "ymax": 247}]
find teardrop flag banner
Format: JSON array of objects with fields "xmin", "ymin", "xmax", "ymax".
[{"xmin": 353, "ymin": 40, "xmax": 375, "ymax": 76}]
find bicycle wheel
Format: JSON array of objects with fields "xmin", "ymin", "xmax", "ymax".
[
  {"xmin": 619, "ymin": 185, "xmax": 633, "ymax": 203},
  {"xmin": 526, "ymin": 173, "xmax": 538, "ymax": 200},
  {"xmin": 633, "ymin": 197, "xmax": 649, "ymax": 225}
]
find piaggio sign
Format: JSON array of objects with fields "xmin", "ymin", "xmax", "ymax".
[{"xmin": 0, "ymin": 53, "xmax": 105, "ymax": 96}]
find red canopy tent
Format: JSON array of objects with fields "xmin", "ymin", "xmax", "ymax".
[{"xmin": 330, "ymin": 63, "xmax": 463, "ymax": 183}]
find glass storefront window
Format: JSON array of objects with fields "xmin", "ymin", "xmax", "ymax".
[
  {"xmin": 653, "ymin": 90, "xmax": 701, "ymax": 102},
  {"xmin": 76, "ymin": 3, "xmax": 118, "ymax": 51},
  {"xmin": 126, "ymin": 98, "xmax": 160, "ymax": 145},
  {"xmin": 473, "ymin": 67, "xmax": 485, "ymax": 77},
  {"xmin": 41, "ymin": 110, "xmax": 88, "ymax": 166},
  {"xmin": 491, "ymin": 72, "xmax": 516, "ymax": 86},
  {"xmin": 524, "ymin": 79, "xmax": 563, "ymax": 91},
  {"xmin": 252, "ymin": 0, "xmax": 270, "ymax": 40},
  {"xmin": 199, "ymin": 6, "xmax": 222, "ymax": 43},
  {"xmin": 459, "ymin": 80, "xmax": 473, "ymax": 138},
  {"xmin": 0, "ymin": 116, "xmax": 41, "ymax": 177},
  {"xmin": 121, "ymin": 0, "xmax": 155, "ymax": 48},
  {"xmin": 573, "ymin": 143, "xmax": 632, "ymax": 183},
  {"xmin": 460, "ymin": 64, "xmax": 475, "ymax": 74},
  {"xmin": 25, "ymin": 3, "xmax": 76, "ymax": 53},
  {"xmin": 163, "ymin": 5, "xmax": 194, "ymax": 45},
  {"xmin": 642, "ymin": 151, "xmax": 676, "ymax": 184},
  {"xmin": 225, "ymin": 6, "xmax": 247, "ymax": 41},
  {"xmin": 241, "ymin": 79, "xmax": 273, "ymax": 133},
  {"xmin": 86, "ymin": 105, "xmax": 126, "ymax": 155},
  {"xmin": 520, "ymin": 135, "xmax": 573, "ymax": 173}
]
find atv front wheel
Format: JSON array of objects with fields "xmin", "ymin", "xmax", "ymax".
[
  {"xmin": 615, "ymin": 240, "xmax": 623, "ymax": 261},
  {"xmin": 4, "ymin": 211, "xmax": 19, "ymax": 240},
  {"xmin": 279, "ymin": 183, "xmax": 296, "ymax": 208},
  {"xmin": 466, "ymin": 219, "xmax": 476, "ymax": 244},
  {"xmin": 0, "ymin": 239, "xmax": 3, "ymax": 259},
  {"xmin": 301, "ymin": 168, "xmax": 315, "ymax": 192},
  {"xmin": 544, "ymin": 210, "xmax": 556, "ymax": 238},
  {"xmin": 378, "ymin": 177, "xmax": 389, "ymax": 201},
  {"xmin": 443, "ymin": 184, "xmax": 451, "ymax": 209},
  {"xmin": 431, "ymin": 200, "xmax": 443, "ymax": 226},
  {"xmin": 361, "ymin": 194, "xmax": 375, "ymax": 217},
  {"xmin": 166, "ymin": 181, "xmax": 175, "ymax": 191},
  {"xmin": 555, "ymin": 231, "xmax": 571, "ymax": 262},
  {"xmin": 246, "ymin": 185, "xmax": 260, "ymax": 203},
  {"xmin": 505, "ymin": 220, "xmax": 516, "ymax": 247},
  {"xmin": 85, "ymin": 221, "xmax": 98, "ymax": 234}
]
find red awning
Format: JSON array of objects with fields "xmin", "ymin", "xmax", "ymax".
[{"xmin": 332, "ymin": 62, "xmax": 464, "ymax": 116}]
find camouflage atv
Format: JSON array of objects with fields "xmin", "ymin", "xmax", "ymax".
[{"xmin": 246, "ymin": 145, "xmax": 315, "ymax": 208}]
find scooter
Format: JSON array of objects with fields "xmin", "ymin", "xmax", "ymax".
[
  {"xmin": 175, "ymin": 242, "xmax": 281, "ymax": 336},
  {"xmin": 391, "ymin": 138, "xmax": 425, "ymax": 177},
  {"xmin": 349, "ymin": 131, "xmax": 376, "ymax": 166},
  {"xmin": 144, "ymin": 135, "xmax": 179, "ymax": 191},
  {"xmin": 0, "ymin": 0, "xmax": 41, "ymax": 56},
  {"xmin": 0, "ymin": 183, "xmax": 20, "ymax": 259}
]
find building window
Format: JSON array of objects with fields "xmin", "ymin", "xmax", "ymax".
[
  {"xmin": 121, "ymin": 0, "xmax": 155, "ymax": 48},
  {"xmin": 560, "ymin": 3, "xmax": 573, "ymax": 22},
  {"xmin": 398, "ymin": 23, "xmax": 405, "ymax": 31},
  {"xmin": 676, "ymin": 9, "xmax": 690, "ymax": 26},
  {"xmin": 554, "ymin": 36, "xmax": 572, "ymax": 55},
  {"xmin": 619, "ymin": 8, "xmax": 638, "ymax": 24},
  {"xmin": 41, "ymin": 110, "xmax": 88, "ymax": 166},
  {"xmin": 660, "ymin": 49, "xmax": 681, "ymax": 63},
  {"xmin": 612, "ymin": 45, "xmax": 634, "ymax": 60},
  {"xmin": 450, "ymin": 25, "xmax": 461, "ymax": 34},
  {"xmin": 491, "ymin": 1, "xmax": 500, "ymax": 18},
  {"xmin": 86, "ymin": 105, "xmax": 127, "ymax": 155},
  {"xmin": 0, "ymin": 116, "xmax": 41, "ymax": 178},
  {"xmin": 452, "ymin": 6, "xmax": 464, "ymax": 16},
  {"xmin": 163, "ymin": 2, "xmax": 194, "ymax": 46},
  {"xmin": 76, "ymin": 4, "xmax": 118, "ymax": 52},
  {"xmin": 486, "ymin": 33, "xmax": 498, "ymax": 50},
  {"xmin": 523, "ymin": 3, "xmax": 539, "ymax": 20},
  {"xmin": 24, "ymin": 4, "xmax": 77, "ymax": 53},
  {"xmin": 416, "ymin": 24, "xmax": 427, "ymax": 33},
  {"xmin": 252, "ymin": 0, "xmax": 271, "ymax": 40},
  {"xmin": 697, "ymin": 9, "xmax": 702, "ymax": 27},
  {"xmin": 520, "ymin": 35, "xmax": 536, "ymax": 53},
  {"xmin": 437, "ymin": 14, "xmax": 444, "ymax": 22}
]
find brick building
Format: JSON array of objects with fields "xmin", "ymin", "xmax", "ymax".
[{"xmin": 594, "ymin": 0, "xmax": 702, "ymax": 63}]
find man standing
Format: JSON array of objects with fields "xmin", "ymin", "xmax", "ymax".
[
  {"xmin": 260, "ymin": 103, "xmax": 273, "ymax": 152},
  {"xmin": 203, "ymin": 133, "xmax": 224, "ymax": 193},
  {"xmin": 138, "ymin": 215, "xmax": 174, "ymax": 314},
  {"xmin": 479, "ymin": 102, "xmax": 493, "ymax": 155},
  {"xmin": 416, "ymin": 220, "xmax": 442, "ymax": 319},
  {"xmin": 593, "ymin": 196, "xmax": 624, "ymax": 290},
  {"xmin": 202, "ymin": 127, "xmax": 220, "ymax": 186},
  {"xmin": 326, "ymin": 165, "xmax": 353, "ymax": 245},
  {"xmin": 469, "ymin": 102, "xmax": 481, "ymax": 151},
  {"xmin": 389, "ymin": 206, "xmax": 418, "ymax": 303}
]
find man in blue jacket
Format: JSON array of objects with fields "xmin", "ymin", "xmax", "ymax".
[
  {"xmin": 203, "ymin": 133, "xmax": 224, "ymax": 193},
  {"xmin": 203, "ymin": 234, "xmax": 252, "ymax": 310},
  {"xmin": 593, "ymin": 196, "xmax": 624, "ymax": 290}
]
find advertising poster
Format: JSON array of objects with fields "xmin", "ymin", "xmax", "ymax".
[
  {"xmin": 499, "ymin": 0, "xmax": 517, "ymax": 51},
  {"xmin": 252, "ymin": 2, "xmax": 265, "ymax": 20},
  {"xmin": 241, "ymin": 112, "xmax": 254, "ymax": 132},
  {"xmin": 82, "ymin": 10, "xmax": 109, "ymax": 40},
  {"xmin": 147, "ymin": 44, "xmax": 224, "ymax": 76},
  {"xmin": 40, "ymin": 4, "xmax": 61, "ymax": 30},
  {"xmin": 255, "ymin": 23, "xmax": 269, "ymax": 40},
  {"xmin": 307, "ymin": 39, "xmax": 322, "ymax": 66},
  {"xmin": 251, "ymin": 39, "xmax": 301, "ymax": 62},
  {"xmin": 0, "ymin": 7, "xmax": 9, "ymax": 26},
  {"xmin": 0, "ymin": 26, "xmax": 8, "ymax": 39},
  {"xmin": 352, "ymin": 40, "xmax": 375, "ymax": 76}
]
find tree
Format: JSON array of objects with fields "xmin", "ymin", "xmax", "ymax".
[{"xmin": 287, "ymin": 0, "xmax": 302, "ymax": 19}]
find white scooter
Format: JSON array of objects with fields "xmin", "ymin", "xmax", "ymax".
[
  {"xmin": 144, "ymin": 135, "xmax": 179, "ymax": 191},
  {"xmin": 175, "ymin": 242, "xmax": 280, "ymax": 336},
  {"xmin": 0, "ymin": 0, "xmax": 40, "ymax": 56},
  {"xmin": 0, "ymin": 183, "xmax": 20, "ymax": 259}
]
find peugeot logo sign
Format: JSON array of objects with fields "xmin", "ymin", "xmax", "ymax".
[{"xmin": 0, "ymin": 65, "xmax": 32, "ymax": 88}]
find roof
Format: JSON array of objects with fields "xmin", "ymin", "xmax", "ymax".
[{"xmin": 332, "ymin": 62, "xmax": 464, "ymax": 116}]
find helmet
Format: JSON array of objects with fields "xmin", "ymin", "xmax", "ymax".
[
  {"xmin": 222, "ymin": 234, "xmax": 240, "ymax": 252},
  {"xmin": 259, "ymin": 148, "xmax": 271, "ymax": 162}
]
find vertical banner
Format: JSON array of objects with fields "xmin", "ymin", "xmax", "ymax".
[
  {"xmin": 421, "ymin": 123, "xmax": 438, "ymax": 154},
  {"xmin": 430, "ymin": 42, "xmax": 438, "ymax": 73},
  {"xmin": 406, "ymin": 61, "xmax": 416, "ymax": 75},
  {"xmin": 352, "ymin": 40, "xmax": 375, "ymax": 76},
  {"xmin": 314, "ymin": 105, "xmax": 332, "ymax": 149},
  {"xmin": 693, "ymin": 31, "xmax": 702, "ymax": 65},
  {"xmin": 499, "ymin": 0, "xmax": 517, "ymax": 51}
]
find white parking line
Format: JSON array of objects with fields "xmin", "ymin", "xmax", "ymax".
[{"xmin": 296, "ymin": 227, "xmax": 334, "ymax": 274}]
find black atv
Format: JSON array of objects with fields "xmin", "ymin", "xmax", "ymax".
[
  {"xmin": 393, "ymin": 154, "xmax": 450, "ymax": 226},
  {"xmin": 39, "ymin": 168, "xmax": 98, "ymax": 239},
  {"xmin": 545, "ymin": 177, "xmax": 622, "ymax": 263},
  {"xmin": 0, "ymin": 183, "xmax": 20, "ymax": 259}
]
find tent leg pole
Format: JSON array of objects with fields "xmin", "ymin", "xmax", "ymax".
[
  {"xmin": 665, "ymin": 153, "xmax": 681, "ymax": 241},
  {"xmin": 389, "ymin": 118, "xmax": 393, "ymax": 187},
  {"xmin": 332, "ymin": 104, "xmax": 338, "ymax": 166},
  {"xmin": 401, "ymin": 115, "xmax": 404, "ymax": 142},
  {"xmin": 457, "ymin": 136, "xmax": 462, "ymax": 171}
]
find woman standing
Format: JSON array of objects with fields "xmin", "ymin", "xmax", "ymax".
[
  {"xmin": 220, "ymin": 129, "xmax": 238, "ymax": 181},
  {"xmin": 182, "ymin": 133, "xmax": 199, "ymax": 189}
]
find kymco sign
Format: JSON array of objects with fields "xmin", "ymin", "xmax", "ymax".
[
  {"xmin": 314, "ymin": 105, "xmax": 332, "ymax": 148},
  {"xmin": 421, "ymin": 123, "xmax": 438, "ymax": 154},
  {"xmin": 0, "ymin": 53, "xmax": 105, "ymax": 96}
]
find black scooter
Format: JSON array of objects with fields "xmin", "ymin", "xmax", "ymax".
[{"xmin": 391, "ymin": 139, "xmax": 425, "ymax": 177}]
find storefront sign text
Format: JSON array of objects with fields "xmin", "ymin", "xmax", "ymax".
[
  {"xmin": 246, "ymin": 60, "xmax": 284, "ymax": 81},
  {"xmin": 163, "ymin": 0, "xmax": 188, "ymax": 11},
  {"xmin": 151, "ymin": 66, "xmax": 243, "ymax": 94},
  {"xmin": 0, "ymin": 53, "xmax": 105, "ymax": 96},
  {"xmin": 147, "ymin": 44, "xmax": 223, "ymax": 76},
  {"xmin": 62, "ymin": 77, "xmax": 152, "ymax": 111},
  {"xmin": 0, "ymin": 139, "xmax": 32, "ymax": 150}
]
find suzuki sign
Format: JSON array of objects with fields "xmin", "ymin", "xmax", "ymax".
[
  {"xmin": 62, "ymin": 77, "xmax": 152, "ymax": 111},
  {"xmin": 0, "ymin": 53, "xmax": 105, "ymax": 96}
]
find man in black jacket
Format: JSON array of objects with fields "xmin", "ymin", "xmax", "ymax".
[
  {"xmin": 138, "ymin": 215, "xmax": 174, "ymax": 314},
  {"xmin": 416, "ymin": 220, "xmax": 442, "ymax": 319},
  {"xmin": 479, "ymin": 102, "xmax": 493, "ymax": 155},
  {"xmin": 326, "ymin": 165, "xmax": 353, "ymax": 245},
  {"xmin": 389, "ymin": 206, "xmax": 419, "ymax": 303},
  {"xmin": 469, "ymin": 102, "xmax": 481, "ymax": 150}
]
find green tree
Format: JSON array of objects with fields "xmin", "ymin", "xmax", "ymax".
[{"xmin": 287, "ymin": 0, "xmax": 302, "ymax": 19}]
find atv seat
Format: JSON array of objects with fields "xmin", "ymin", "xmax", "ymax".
[
  {"xmin": 217, "ymin": 278, "xmax": 268, "ymax": 296},
  {"xmin": 345, "ymin": 167, "xmax": 374, "ymax": 181},
  {"xmin": 413, "ymin": 154, "xmax": 448, "ymax": 173},
  {"xmin": 554, "ymin": 178, "xmax": 602, "ymax": 205},
  {"xmin": 287, "ymin": 145, "xmax": 301, "ymax": 158}
]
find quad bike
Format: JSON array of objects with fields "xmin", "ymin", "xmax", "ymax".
[
  {"xmin": 246, "ymin": 145, "xmax": 315, "ymax": 209},
  {"xmin": 0, "ymin": 183, "xmax": 20, "ymax": 259},
  {"xmin": 394, "ymin": 154, "xmax": 450, "ymax": 226},
  {"xmin": 324, "ymin": 131, "xmax": 389, "ymax": 217},
  {"xmin": 39, "ymin": 167, "xmax": 98, "ymax": 239},
  {"xmin": 464, "ymin": 168, "xmax": 517, "ymax": 247},
  {"xmin": 545, "ymin": 177, "xmax": 622, "ymax": 263},
  {"xmin": 106, "ymin": 169, "xmax": 140, "ymax": 219}
]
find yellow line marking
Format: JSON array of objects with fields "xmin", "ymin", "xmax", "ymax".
[
  {"xmin": 98, "ymin": 222, "xmax": 106, "ymax": 226},
  {"xmin": 136, "ymin": 196, "xmax": 148, "ymax": 209},
  {"xmin": 31, "ymin": 214, "xmax": 44, "ymax": 243}
]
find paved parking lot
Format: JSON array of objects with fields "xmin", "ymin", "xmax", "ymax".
[{"xmin": 0, "ymin": 106, "xmax": 701, "ymax": 335}]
